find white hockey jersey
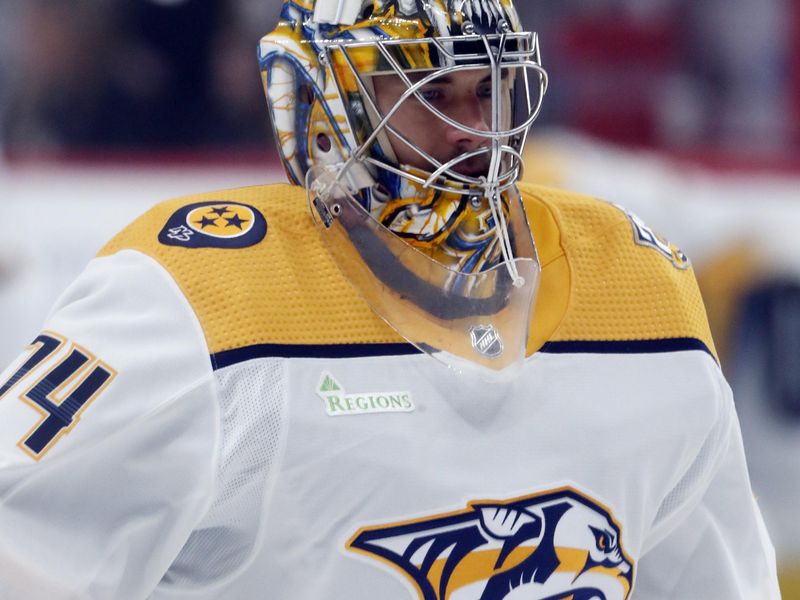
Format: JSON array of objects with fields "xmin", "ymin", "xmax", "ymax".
[{"xmin": 0, "ymin": 183, "xmax": 780, "ymax": 599}]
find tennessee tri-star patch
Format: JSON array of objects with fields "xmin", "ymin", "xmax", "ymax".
[
  {"xmin": 159, "ymin": 201, "xmax": 267, "ymax": 248},
  {"xmin": 348, "ymin": 486, "xmax": 634, "ymax": 600}
]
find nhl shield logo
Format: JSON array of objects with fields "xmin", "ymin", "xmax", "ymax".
[
  {"xmin": 348, "ymin": 486, "xmax": 634, "ymax": 600},
  {"xmin": 469, "ymin": 325, "xmax": 504, "ymax": 358}
]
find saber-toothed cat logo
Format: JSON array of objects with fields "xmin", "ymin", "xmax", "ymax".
[{"xmin": 348, "ymin": 487, "xmax": 634, "ymax": 600}]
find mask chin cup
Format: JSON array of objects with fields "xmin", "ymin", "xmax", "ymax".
[{"xmin": 306, "ymin": 165, "xmax": 540, "ymax": 381}]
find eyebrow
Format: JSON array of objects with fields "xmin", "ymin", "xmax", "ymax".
[
  {"xmin": 407, "ymin": 72, "xmax": 454, "ymax": 84},
  {"xmin": 412, "ymin": 72, "xmax": 508, "ymax": 86}
]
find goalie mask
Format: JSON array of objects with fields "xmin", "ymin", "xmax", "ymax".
[{"xmin": 259, "ymin": 0, "xmax": 548, "ymax": 379}]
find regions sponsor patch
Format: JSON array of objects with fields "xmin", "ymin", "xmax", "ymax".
[
  {"xmin": 348, "ymin": 486, "xmax": 634, "ymax": 600},
  {"xmin": 159, "ymin": 201, "xmax": 267, "ymax": 248},
  {"xmin": 316, "ymin": 371, "xmax": 414, "ymax": 416}
]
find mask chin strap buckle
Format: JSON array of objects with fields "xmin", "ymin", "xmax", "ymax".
[{"xmin": 480, "ymin": 178, "xmax": 525, "ymax": 288}]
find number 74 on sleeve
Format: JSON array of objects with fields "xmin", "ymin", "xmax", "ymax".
[{"xmin": 0, "ymin": 332, "xmax": 116, "ymax": 461}]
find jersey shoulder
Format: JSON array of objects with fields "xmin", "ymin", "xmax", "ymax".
[
  {"xmin": 99, "ymin": 184, "xmax": 401, "ymax": 359},
  {"xmin": 518, "ymin": 183, "xmax": 716, "ymax": 359}
]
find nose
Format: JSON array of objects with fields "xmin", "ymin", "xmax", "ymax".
[{"xmin": 444, "ymin": 98, "xmax": 490, "ymax": 152}]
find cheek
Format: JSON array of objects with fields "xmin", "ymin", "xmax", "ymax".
[
  {"xmin": 388, "ymin": 102, "xmax": 445, "ymax": 154},
  {"xmin": 373, "ymin": 85, "xmax": 447, "ymax": 167}
]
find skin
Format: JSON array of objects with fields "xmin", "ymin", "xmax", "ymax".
[{"xmin": 372, "ymin": 67, "xmax": 512, "ymax": 177}]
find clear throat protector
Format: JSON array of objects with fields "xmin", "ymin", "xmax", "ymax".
[
  {"xmin": 309, "ymin": 167, "xmax": 538, "ymax": 380},
  {"xmin": 308, "ymin": 32, "xmax": 546, "ymax": 380}
]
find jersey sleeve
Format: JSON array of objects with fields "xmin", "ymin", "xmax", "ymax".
[
  {"xmin": 633, "ymin": 374, "xmax": 781, "ymax": 598},
  {"xmin": 0, "ymin": 250, "xmax": 219, "ymax": 599}
]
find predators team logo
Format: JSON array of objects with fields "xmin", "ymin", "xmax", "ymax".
[
  {"xmin": 348, "ymin": 487, "xmax": 634, "ymax": 600},
  {"xmin": 159, "ymin": 201, "xmax": 268, "ymax": 248},
  {"xmin": 612, "ymin": 203, "xmax": 690, "ymax": 270}
]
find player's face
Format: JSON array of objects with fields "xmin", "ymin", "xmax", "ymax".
[{"xmin": 373, "ymin": 67, "xmax": 511, "ymax": 177}]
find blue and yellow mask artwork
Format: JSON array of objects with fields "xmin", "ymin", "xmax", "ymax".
[{"xmin": 258, "ymin": 0, "xmax": 548, "ymax": 377}]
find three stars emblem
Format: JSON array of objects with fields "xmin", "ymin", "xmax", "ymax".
[{"xmin": 189, "ymin": 205, "xmax": 252, "ymax": 237}]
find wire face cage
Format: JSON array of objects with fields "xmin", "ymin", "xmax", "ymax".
[{"xmin": 324, "ymin": 32, "xmax": 547, "ymax": 197}]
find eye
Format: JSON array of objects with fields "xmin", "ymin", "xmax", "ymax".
[
  {"xmin": 477, "ymin": 82, "xmax": 493, "ymax": 99},
  {"xmin": 417, "ymin": 87, "xmax": 444, "ymax": 103},
  {"xmin": 590, "ymin": 526, "xmax": 616, "ymax": 552}
]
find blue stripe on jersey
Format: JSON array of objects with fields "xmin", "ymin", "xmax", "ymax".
[
  {"xmin": 540, "ymin": 337, "xmax": 715, "ymax": 360},
  {"xmin": 211, "ymin": 338, "xmax": 714, "ymax": 370},
  {"xmin": 211, "ymin": 343, "xmax": 422, "ymax": 370}
]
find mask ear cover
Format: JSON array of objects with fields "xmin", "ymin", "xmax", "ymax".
[{"xmin": 260, "ymin": 39, "xmax": 338, "ymax": 185}]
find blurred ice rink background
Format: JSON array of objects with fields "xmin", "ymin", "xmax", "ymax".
[{"xmin": 1, "ymin": 0, "xmax": 800, "ymax": 595}]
